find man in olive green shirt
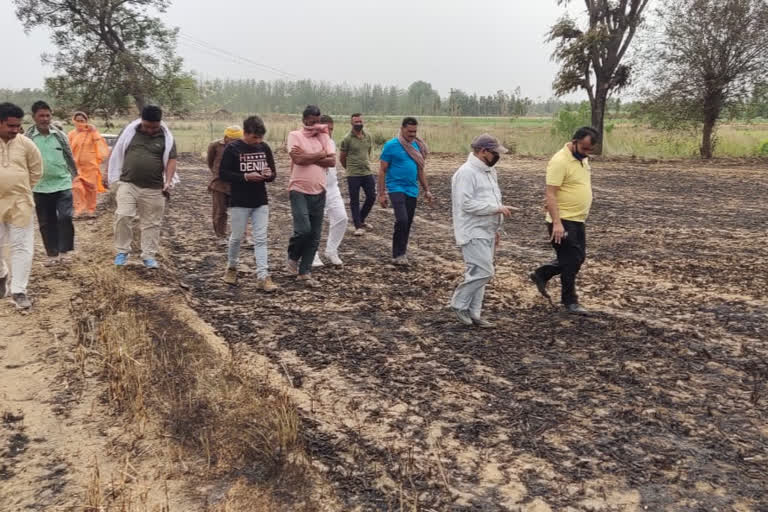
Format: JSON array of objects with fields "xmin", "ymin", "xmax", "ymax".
[
  {"xmin": 26, "ymin": 101, "xmax": 77, "ymax": 265},
  {"xmin": 340, "ymin": 113, "xmax": 375, "ymax": 235},
  {"xmin": 108, "ymin": 105, "xmax": 177, "ymax": 269}
]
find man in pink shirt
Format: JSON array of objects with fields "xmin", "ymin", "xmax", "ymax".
[{"xmin": 285, "ymin": 105, "xmax": 335, "ymax": 287}]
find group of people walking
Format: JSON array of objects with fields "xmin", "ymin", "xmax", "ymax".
[
  {"xmin": 0, "ymin": 101, "xmax": 109, "ymax": 309},
  {"xmin": 1, "ymin": 99, "xmax": 597, "ymax": 325},
  {"xmin": 202, "ymin": 105, "xmax": 597, "ymax": 325}
]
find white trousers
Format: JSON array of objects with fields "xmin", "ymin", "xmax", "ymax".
[
  {"xmin": 323, "ymin": 186, "xmax": 348, "ymax": 255},
  {"xmin": 0, "ymin": 222, "xmax": 35, "ymax": 295},
  {"xmin": 451, "ymin": 238, "xmax": 495, "ymax": 318}
]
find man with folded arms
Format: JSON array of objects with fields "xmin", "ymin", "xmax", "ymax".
[{"xmin": 285, "ymin": 105, "xmax": 335, "ymax": 287}]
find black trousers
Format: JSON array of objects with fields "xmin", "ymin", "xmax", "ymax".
[
  {"xmin": 347, "ymin": 175, "xmax": 377, "ymax": 229},
  {"xmin": 389, "ymin": 192, "xmax": 417, "ymax": 258},
  {"xmin": 534, "ymin": 220, "xmax": 586, "ymax": 305},
  {"xmin": 34, "ymin": 189, "xmax": 75, "ymax": 257}
]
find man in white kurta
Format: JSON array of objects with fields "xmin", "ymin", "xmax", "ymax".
[
  {"xmin": 313, "ymin": 116, "xmax": 348, "ymax": 267},
  {"xmin": 0, "ymin": 102, "xmax": 43, "ymax": 310}
]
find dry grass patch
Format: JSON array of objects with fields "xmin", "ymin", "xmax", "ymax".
[{"xmin": 72, "ymin": 269, "xmax": 311, "ymax": 509}]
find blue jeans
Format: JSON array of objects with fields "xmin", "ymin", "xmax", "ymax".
[{"xmin": 228, "ymin": 206, "xmax": 269, "ymax": 279}]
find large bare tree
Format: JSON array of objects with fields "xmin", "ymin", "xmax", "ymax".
[
  {"xmin": 646, "ymin": 0, "xmax": 768, "ymax": 158},
  {"xmin": 14, "ymin": 0, "xmax": 190, "ymax": 117},
  {"xmin": 548, "ymin": 0, "xmax": 650, "ymax": 153}
]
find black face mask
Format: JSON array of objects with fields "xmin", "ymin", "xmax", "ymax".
[
  {"xmin": 484, "ymin": 152, "xmax": 500, "ymax": 167},
  {"xmin": 353, "ymin": 124, "xmax": 363, "ymax": 132},
  {"xmin": 571, "ymin": 141, "xmax": 588, "ymax": 161}
]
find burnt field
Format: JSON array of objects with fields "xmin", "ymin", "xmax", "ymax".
[{"xmin": 154, "ymin": 153, "xmax": 766, "ymax": 511}]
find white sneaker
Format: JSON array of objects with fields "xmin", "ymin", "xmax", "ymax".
[
  {"xmin": 353, "ymin": 228, "xmax": 365, "ymax": 236},
  {"xmin": 324, "ymin": 252, "xmax": 343, "ymax": 266},
  {"xmin": 312, "ymin": 254, "xmax": 324, "ymax": 268},
  {"xmin": 44, "ymin": 256, "xmax": 60, "ymax": 267}
]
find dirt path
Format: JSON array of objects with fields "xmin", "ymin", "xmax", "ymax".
[
  {"xmin": 0, "ymin": 219, "xmax": 121, "ymax": 510},
  {"xmin": 159, "ymin": 152, "xmax": 767, "ymax": 511},
  {"xmin": 0, "ymin": 214, "xmax": 206, "ymax": 511}
]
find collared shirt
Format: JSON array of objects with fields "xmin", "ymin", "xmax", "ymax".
[
  {"xmin": 120, "ymin": 126, "xmax": 177, "ymax": 189},
  {"xmin": 340, "ymin": 130, "xmax": 372, "ymax": 176},
  {"xmin": 0, "ymin": 134, "xmax": 43, "ymax": 226},
  {"xmin": 206, "ymin": 139, "xmax": 231, "ymax": 194},
  {"xmin": 287, "ymin": 129, "xmax": 332, "ymax": 195},
  {"xmin": 545, "ymin": 144, "xmax": 593, "ymax": 222},
  {"xmin": 26, "ymin": 125, "xmax": 76, "ymax": 194},
  {"xmin": 451, "ymin": 153, "xmax": 503, "ymax": 246},
  {"xmin": 380, "ymin": 138, "xmax": 420, "ymax": 198}
]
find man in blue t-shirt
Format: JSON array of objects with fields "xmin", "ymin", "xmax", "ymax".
[{"xmin": 378, "ymin": 117, "xmax": 433, "ymax": 265}]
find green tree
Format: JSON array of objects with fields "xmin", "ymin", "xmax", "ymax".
[
  {"xmin": 406, "ymin": 81, "xmax": 441, "ymax": 115},
  {"xmin": 14, "ymin": 0, "xmax": 191, "ymax": 117},
  {"xmin": 548, "ymin": 0, "xmax": 650, "ymax": 153},
  {"xmin": 644, "ymin": 0, "xmax": 768, "ymax": 158}
]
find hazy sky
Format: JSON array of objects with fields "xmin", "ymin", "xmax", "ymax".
[{"xmin": 0, "ymin": 0, "xmax": 584, "ymax": 99}]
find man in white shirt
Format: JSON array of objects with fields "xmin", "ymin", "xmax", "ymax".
[{"xmin": 450, "ymin": 134, "xmax": 514, "ymax": 328}]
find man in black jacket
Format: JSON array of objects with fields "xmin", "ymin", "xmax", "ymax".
[{"xmin": 219, "ymin": 116, "xmax": 278, "ymax": 291}]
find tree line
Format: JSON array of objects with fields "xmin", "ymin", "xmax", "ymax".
[
  {"xmin": 0, "ymin": 83, "xmax": 584, "ymax": 119},
  {"xmin": 196, "ymin": 79, "xmax": 536, "ymax": 117}
]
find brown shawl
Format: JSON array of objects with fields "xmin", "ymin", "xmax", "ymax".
[{"xmin": 397, "ymin": 134, "xmax": 429, "ymax": 171}]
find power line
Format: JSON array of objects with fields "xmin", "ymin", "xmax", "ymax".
[{"xmin": 177, "ymin": 32, "xmax": 300, "ymax": 80}]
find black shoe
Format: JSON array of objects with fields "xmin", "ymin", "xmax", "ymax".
[
  {"xmin": 565, "ymin": 303, "xmax": 589, "ymax": 316},
  {"xmin": 529, "ymin": 272, "xmax": 552, "ymax": 303}
]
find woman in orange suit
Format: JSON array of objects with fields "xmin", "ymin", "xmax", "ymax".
[{"xmin": 68, "ymin": 111, "xmax": 109, "ymax": 217}]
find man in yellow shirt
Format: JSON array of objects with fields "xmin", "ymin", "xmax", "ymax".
[
  {"xmin": 0, "ymin": 103, "xmax": 43, "ymax": 309},
  {"xmin": 530, "ymin": 127, "xmax": 598, "ymax": 315}
]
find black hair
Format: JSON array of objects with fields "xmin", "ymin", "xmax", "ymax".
[
  {"xmin": 31, "ymin": 100, "xmax": 51, "ymax": 114},
  {"xmin": 320, "ymin": 114, "xmax": 333, "ymax": 124},
  {"xmin": 572, "ymin": 126, "xmax": 600, "ymax": 144},
  {"xmin": 302, "ymin": 105, "xmax": 321, "ymax": 120},
  {"xmin": 401, "ymin": 116, "xmax": 418, "ymax": 127},
  {"xmin": 243, "ymin": 115, "xmax": 266, "ymax": 136},
  {"xmin": 0, "ymin": 102, "xmax": 24, "ymax": 121},
  {"xmin": 351, "ymin": 113, "xmax": 362, "ymax": 119},
  {"xmin": 141, "ymin": 105, "xmax": 163, "ymax": 122}
]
